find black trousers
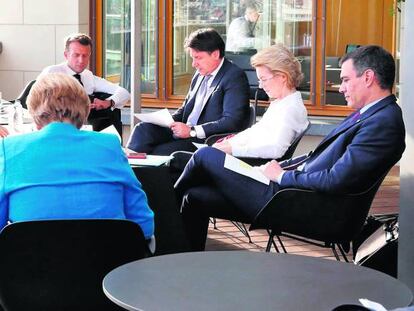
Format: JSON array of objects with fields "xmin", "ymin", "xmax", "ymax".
[
  {"xmin": 127, "ymin": 122, "xmax": 203, "ymax": 155},
  {"xmin": 88, "ymin": 107, "xmax": 122, "ymax": 137}
]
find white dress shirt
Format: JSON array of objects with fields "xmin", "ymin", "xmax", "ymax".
[
  {"xmin": 229, "ymin": 91, "xmax": 308, "ymax": 159},
  {"xmin": 40, "ymin": 63, "xmax": 130, "ymax": 109}
]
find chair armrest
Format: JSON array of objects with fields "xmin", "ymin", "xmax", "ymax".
[{"xmin": 204, "ymin": 132, "xmax": 237, "ymax": 146}]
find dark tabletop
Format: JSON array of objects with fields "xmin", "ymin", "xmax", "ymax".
[{"xmin": 103, "ymin": 251, "xmax": 413, "ymax": 311}]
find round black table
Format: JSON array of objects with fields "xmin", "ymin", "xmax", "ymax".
[{"xmin": 103, "ymin": 251, "xmax": 412, "ymax": 311}]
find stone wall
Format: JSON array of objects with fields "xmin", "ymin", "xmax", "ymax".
[{"xmin": 0, "ymin": 0, "xmax": 89, "ymax": 100}]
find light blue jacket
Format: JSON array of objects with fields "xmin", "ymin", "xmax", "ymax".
[{"xmin": 0, "ymin": 122, "xmax": 154, "ymax": 238}]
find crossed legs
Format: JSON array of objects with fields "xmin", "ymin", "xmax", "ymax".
[{"xmin": 175, "ymin": 147, "xmax": 279, "ymax": 250}]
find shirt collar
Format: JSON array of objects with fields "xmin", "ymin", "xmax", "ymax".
[
  {"xmin": 63, "ymin": 63, "xmax": 83, "ymax": 76},
  {"xmin": 360, "ymin": 96, "xmax": 387, "ymax": 114}
]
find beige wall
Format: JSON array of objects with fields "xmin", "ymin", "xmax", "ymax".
[{"xmin": 0, "ymin": 0, "xmax": 89, "ymax": 100}]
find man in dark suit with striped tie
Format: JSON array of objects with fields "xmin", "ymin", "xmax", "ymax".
[
  {"xmin": 127, "ymin": 28, "xmax": 250, "ymax": 155},
  {"xmin": 175, "ymin": 45, "xmax": 406, "ymax": 251}
]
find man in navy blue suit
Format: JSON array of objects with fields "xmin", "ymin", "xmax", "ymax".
[
  {"xmin": 175, "ymin": 45, "xmax": 406, "ymax": 251},
  {"xmin": 127, "ymin": 28, "xmax": 250, "ymax": 155}
]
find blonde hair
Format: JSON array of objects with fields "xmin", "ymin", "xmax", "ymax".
[
  {"xmin": 251, "ymin": 44, "xmax": 303, "ymax": 89},
  {"xmin": 27, "ymin": 73, "xmax": 90, "ymax": 129}
]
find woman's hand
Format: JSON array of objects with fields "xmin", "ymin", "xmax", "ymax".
[{"xmin": 0, "ymin": 126, "xmax": 9, "ymax": 138}]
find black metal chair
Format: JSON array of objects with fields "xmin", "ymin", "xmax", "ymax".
[
  {"xmin": 249, "ymin": 170, "xmax": 390, "ymax": 261},
  {"xmin": 0, "ymin": 219, "xmax": 148, "ymax": 311},
  {"xmin": 11, "ymin": 80, "xmax": 36, "ymax": 109}
]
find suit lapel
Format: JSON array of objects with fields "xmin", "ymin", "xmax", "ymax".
[
  {"xmin": 314, "ymin": 95, "xmax": 396, "ymax": 153},
  {"xmin": 183, "ymin": 74, "xmax": 202, "ymax": 120},
  {"xmin": 196, "ymin": 59, "xmax": 229, "ymax": 119}
]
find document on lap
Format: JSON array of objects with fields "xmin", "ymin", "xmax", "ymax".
[
  {"xmin": 128, "ymin": 155, "xmax": 174, "ymax": 167},
  {"xmin": 224, "ymin": 154, "xmax": 270, "ymax": 185},
  {"xmin": 100, "ymin": 125, "xmax": 121, "ymax": 142},
  {"xmin": 135, "ymin": 108, "xmax": 174, "ymax": 128},
  {"xmin": 81, "ymin": 125, "xmax": 121, "ymax": 143}
]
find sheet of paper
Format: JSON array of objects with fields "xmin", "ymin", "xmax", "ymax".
[
  {"xmin": 224, "ymin": 154, "xmax": 270, "ymax": 185},
  {"xmin": 128, "ymin": 155, "xmax": 173, "ymax": 167},
  {"xmin": 354, "ymin": 226, "xmax": 387, "ymax": 264},
  {"xmin": 192, "ymin": 142, "xmax": 208, "ymax": 149},
  {"xmin": 359, "ymin": 299, "xmax": 387, "ymax": 311},
  {"xmin": 135, "ymin": 108, "xmax": 174, "ymax": 128},
  {"xmin": 100, "ymin": 125, "xmax": 121, "ymax": 142}
]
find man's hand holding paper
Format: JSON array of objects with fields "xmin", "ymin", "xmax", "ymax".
[
  {"xmin": 170, "ymin": 122, "xmax": 192, "ymax": 139},
  {"xmin": 135, "ymin": 108, "xmax": 174, "ymax": 128},
  {"xmin": 259, "ymin": 160, "xmax": 285, "ymax": 182}
]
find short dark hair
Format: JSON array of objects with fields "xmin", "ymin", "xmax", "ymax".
[
  {"xmin": 184, "ymin": 28, "xmax": 225, "ymax": 58},
  {"xmin": 340, "ymin": 45, "xmax": 395, "ymax": 91},
  {"xmin": 65, "ymin": 33, "xmax": 93, "ymax": 51}
]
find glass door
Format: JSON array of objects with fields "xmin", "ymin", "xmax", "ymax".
[{"xmin": 103, "ymin": 0, "xmax": 157, "ymax": 95}]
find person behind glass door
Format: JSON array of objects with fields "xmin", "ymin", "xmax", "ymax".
[
  {"xmin": 226, "ymin": 3, "xmax": 261, "ymax": 53},
  {"xmin": 0, "ymin": 73, "xmax": 154, "ymax": 241},
  {"xmin": 39, "ymin": 33, "xmax": 130, "ymax": 134},
  {"xmin": 126, "ymin": 28, "xmax": 250, "ymax": 155},
  {"xmin": 213, "ymin": 44, "xmax": 309, "ymax": 159}
]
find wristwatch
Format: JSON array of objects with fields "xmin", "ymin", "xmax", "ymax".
[
  {"xmin": 189, "ymin": 126, "xmax": 197, "ymax": 138},
  {"xmin": 109, "ymin": 99, "xmax": 115, "ymax": 108}
]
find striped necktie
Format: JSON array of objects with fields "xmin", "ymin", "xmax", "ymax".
[{"xmin": 187, "ymin": 75, "xmax": 212, "ymax": 126}]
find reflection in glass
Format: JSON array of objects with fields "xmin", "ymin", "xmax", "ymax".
[
  {"xmin": 103, "ymin": 0, "xmax": 156, "ymax": 94},
  {"xmin": 324, "ymin": 0, "xmax": 394, "ymax": 106},
  {"xmin": 172, "ymin": 0, "xmax": 312, "ymax": 99}
]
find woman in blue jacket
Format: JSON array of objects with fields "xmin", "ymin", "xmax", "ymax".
[{"xmin": 0, "ymin": 73, "xmax": 154, "ymax": 240}]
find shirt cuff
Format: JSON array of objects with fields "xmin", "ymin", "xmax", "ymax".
[
  {"xmin": 230, "ymin": 142, "xmax": 247, "ymax": 157},
  {"xmin": 194, "ymin": 125, "xmax": 206, "ymax": 139},
  {"xmin": 275, "ymin": 171, "xmax": 285, "ymax": 184}
]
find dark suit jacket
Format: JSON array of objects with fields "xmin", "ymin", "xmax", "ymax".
[
  {"xmin": 280, "ymin": 95, "xmax": 405, "ymax": 194},
  {"xmin": 173, "ymin": 58, "xmax": 250, "ymax": 137}
]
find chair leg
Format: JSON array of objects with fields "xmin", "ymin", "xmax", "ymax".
[
  {"xmin": 276, "ymin": 235, "xmax": 287, "ymax": 253},
  {"xmin": 265, "ymin": 230, "xmax": 280, "ymax": 253},
  {"xmin": 231, "ymin": 221, "xmax": 252, "ymax": 243},
  {"xmin": 331, "ymin": 244, "xmax": 342, "ymax": 261},
  {"xmin": 209, "ymin": 217, "xmax": 218, "ymax": 230},
  {"xmin": 336, "ymin": 243, "xmax": 350, "ymax": 262}
]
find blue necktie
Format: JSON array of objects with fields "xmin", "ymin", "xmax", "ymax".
[
  {"xmin": 350, "ymin": 110, "xmax": 361, "ymax": 123},
  {"xmin": 187, "ymin": 75, "xmax": 212, "ymax": 126}
]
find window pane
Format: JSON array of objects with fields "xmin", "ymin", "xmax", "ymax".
[
  {"xmin": 103, "ymin": 0, "xmax": 157, "ymax": 94},
  {"xmin": 324, "ymin": 0, "xmax": 394, "ymax": 106},
  {"xmin": 172, "ymin": 0, "xmax": 313, "ymax": 100}
]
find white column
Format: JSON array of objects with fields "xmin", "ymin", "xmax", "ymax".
[
  {"xmin": 130, "ymin": 0, "xmax": 141, "ymax": 128},
  {"xmin": 399, "ymin": 0, "xmax": 414, "ymax": 291}
]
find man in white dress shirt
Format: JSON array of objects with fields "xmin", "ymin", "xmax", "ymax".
[
  {"xmin": 39, "ymin": 33, "xmax": 130, "ymax": 135},
  {"xmin": 226, "ymin": 3, "xmax": 261, "ymax": 53}
]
